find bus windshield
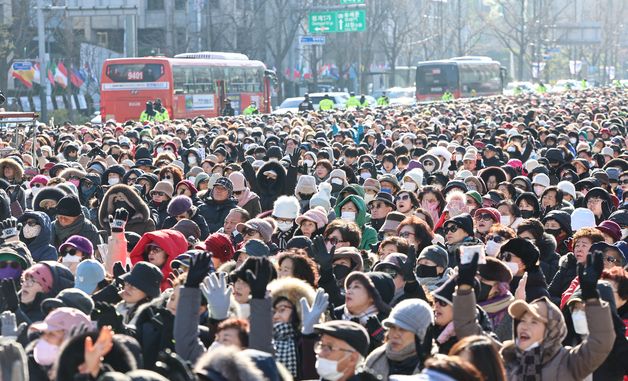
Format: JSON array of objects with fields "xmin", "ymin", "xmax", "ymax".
[
  {"xmin": 416, "ymin": 65, "xmax": 458, "ymax": 94},
  {"xmin": 105, "ymin": 64, "xmax": 165, "ymax": 82}
]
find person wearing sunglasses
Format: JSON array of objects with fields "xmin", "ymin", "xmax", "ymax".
[
  {"xmin": 235, "ymin": 218, "xmax": 275, "ymax": 248},
  {"xmin": 367, "ymin": 192, "xmax": 396, "ymax": 232},
  {"xmin": 485, "ymin": 224, "xmax": 516, "ymax": 257},
  {"xmin": 0, "ymin": 246, "xmax": 32, "ymax": 283},
  {"xmin": 149, "ymin": 180, "xmax": 174, "ymax": 229},
  {"xmin": 57, "ymin": 235, "xmax": 93, "ymax": 275},
  {"xmin": 162, "ymin": 195, "xmax": 210, "ymax": 240},
  {"xmin": 443, "ymin": 214, "xmax": 482, "ymax": 267},
  {"xmin": 228, "ymin": 172, "xmax": 261, "ymax": 219},
  {"xmin": 473, "ymin": 208, "xmax": 500, "ymax": 242},
  {"xmin": 27, "ymin": 175, "xmax": 49, "ymax": 208},
  {"xmin": 158, "ymin": 165, "xmax": 183, "ymax": 187},
  {"xmin": 499, "ymin": 238, "xmax": 550, "ymax": 303},
  {"xmin": 15, "ymin": 211, "xmax": 56, "ymax": 262},
  {"xmin": 395, "ymin": 191, "xmax": 420, "ymax": 216}
]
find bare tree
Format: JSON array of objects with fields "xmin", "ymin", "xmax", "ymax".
[{"xmin": 380, "ymin": 0, "xmax": 419, "ymax": 87}]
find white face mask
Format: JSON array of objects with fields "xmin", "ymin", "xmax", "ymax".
[
  {"xmin": 571, "ymin": 309, "xmax": 589, "ymax": 335},
  {"xmin": 485, "ymin": 239, "xmax": 502, "ymax": 257},
  {"xmin": 31, "ymin": 187, "xmax": 42, "ymax": 197},
  {"xmin": 570, "ymin": 138, "xmax": 578, "ymax": 145},
  {"xmin": 62, "ymin": 254, "xmax": 81, "ymax": 263},
  {"xmin": 505, "ymin": 261, "xmax": 519, "ymax": 275},
  {"xmin": 455, "ymin": 153, "xmax": 463, "ymax": 162},
  {"xmin": 500, "ymin": 215, "xmax": 512, "ymax": 226},
  {"xmin": 276, "ymin": 221, "xmax": 293, "ymax": 232},
  {"xmin": 341, "ymin": 211, "xmax": 356, "ymax": 222},
  {"xmin": 533, "ymin": 185, "xmax": 545, "ymax": 197},
  {"xmin": 188, "ymin": 176, "xmax": 196, "ymax": 183},
  {"xmin": 315, "ymin": 357, "xmax": 344, "ymax": 381},
  {"xmin": 157, "ymin": 147, "xmax": 164, "ymax": 154},
  {"xmin": 402, "ymin": 182, "xmax": 417, "ymax": 192},
  {"xmin": 331, "ymin": 178, "xmax": 344, "ymax": 185},
  {"xmin": 360, "ymin": 172, "xmax": 371, "ymax": 180},
  {"xmin": 108, "ymin": 177, "xmax": 120, "ymax": 186},
  {"xmin": 304, "ymin": 159, "xmax": 314, "ymax": 167},
  {"xmin": 22, "ymin": 224, "xmax": 42, "ymax": 239},
  {"xmin": 188, "ymin": 156, "xmax": 197, "ymax": 165},
  {"xmin": 34, "ymin": 338, "xmax": 61, "ymax": 366}
]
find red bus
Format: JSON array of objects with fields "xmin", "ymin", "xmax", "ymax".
[
  {"xmin": 101, "ymin": 52, "xmax": 275, "ymax": 121},
  {"xmin": 415, "ymin": 56, "xmax": 506, "ymax": 101}
]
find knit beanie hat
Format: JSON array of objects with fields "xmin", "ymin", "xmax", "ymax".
[
  {"xmin": 329, "ymin": 169, "xmax": 347, "ymax": 185},
  {"xmin": 55, "ymin": 195, "xmax": 82, "ymax": 217},
  {"xmin": 345, "ymin": 271, "xmax": 393, "ymax": 315},
  {"xmin": 309, "ymin": 191, "xmax": 332, "ymax": 212},
  {"xmin": 382, "ymin": 299, "xmax": 434, "ymax": 340},
  {"xmin": 295, "ymin": 206, "xmax": 328, "ymax": 230},
  {"xmin": 272, "ymin": 196, "xmax": 300, "ymax": 219},
  {"xmin": 23, "ymin": 263, "xmax": 54, "ymax": 293},
  {"xmin": 194, "ymin": 172, "xmax": 210, "ymax": 189},
  {"xmin": 30, "ymin": 175, "xmax": 50, "ymax": 188},
  {"xmin": 201, "ymin": 233, "xmax": 235, "ymax": 262},
  {"xmin": 478, "ymin": 257, "xmax": 513, "ymax": 283},
  {"xmin": 571, "ymin": 208, "xmax": 596, "ymax": 232},
  {"xmin": 236, "ymin": 218, "xmax": 275, "ymax": 243},
  {"xmin": 151, "ymin": 180, "xmax": 174, "ymax": 198},
  {"xmin": 176, "ymin": 180, "xmax": 198, "ymax": 197},
  {"xmin": 474, "ymin": 207, "xmax": 501, "ymax": 223},
  {"xmin": 445, "ymin": 213, "xmax": 474, "ymax": 236},
  {"xmin": 167, "ymin": 195, "xmax": 194, "ymax": 216},
  {"xmin": 418, "ymin": 245, "xmax": 449, "ymax": 269},
  {"xmin": 500, "ymin": 238, "xmax": 540, "ymax": 269},
  {"xmin": 228, "ymin": 172, "xmax": 247, "ymax": 192},
  {"xmin": 172, "ymin": 219, "xmax": 201, "ymax": 241},
  {"xmin": 295, "ymin": 175, "xmax": 318, "ymax": 196},
  {"xmin": 212, "ymin": 177, "xmax": 233, "ymax": 198},
  {"xmin": 59, "ymin": 236, "xmax": 94, "ymax": 258},
  {"xmin": 466, "ymin": 191, "xmax": 482, "ymax": 205},
  {"xmin": 432, "ymin": 277, "xmax": 456, "ymax": 306},
  {"xmin": 362, "ymin": 178, "xmax": 381, "ymax": 193}
]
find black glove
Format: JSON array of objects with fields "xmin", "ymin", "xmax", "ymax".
[
  {"xmin": 91, "ymin": 283, "xmax": 122, "ymax": 304},
  {"xmin": 109, "ymin": 208, "xmax": 129, "ymax": 233},
  {"xmin": 245, "ymin": 257, "xmax": 273, "ymax": 299},
  {"xmin": 91, "ymin": 301, "xmax": 124, "ymax": 333},
  {"xmin": 185, "ymin": 252, "xmax": 212, "ymax": 288},
  {"xmin": 113, "ymin": 262, "xmax": 131, "ymax": 288},
  {"xmin": 400, "ymin": 245, "xmax": 417, "ymax": 282},
  {"xmin": 578, "ymin": 250, "xmax": 603, "ymax": 300},
  {"xmin": 236, "ymin": 143, "xmax": 246, "ymax": 163},
  {"xmin": 311, "ymin": 235, "xmax": 335, "ymax": 272},
  {"xmin": 364, "ymin": 315, "xmax": 385, "ymax": 343},
  {"xmin": 457, "ymin": 252, "xmax": 479, "ymax": 287},
  {"xmin": 290, "ymin": 147, "xmax": 301, "ymax": 167},
  {"xmin": 0, "ymin": 218, "xmax": 21, "ymax": 244},
  {"xmin": 0, "ymin": 279, "xmax": 19, "ymax": 312}
]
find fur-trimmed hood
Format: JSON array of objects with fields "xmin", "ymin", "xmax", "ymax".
[
  {"xmin": 99, "ymin": 184, "xmax": 152, "ymax": 229},
  {"xmin": 0, "ymin": 158, "xmax": 24, "ymax": 183},
  {"xmin": 194, "ymin": 346, "xmax": 266, "ymax": 381},
  {"xmin": 256, "ymin": 161, "xmax": 287, "ymax": 194},
  {"xmin": 268, "ymin": 277, "xmax": 317, "ymax": 329},
  {"xmin": 58, "ymin": 167, "xmax": 87, "ymax": 181}
]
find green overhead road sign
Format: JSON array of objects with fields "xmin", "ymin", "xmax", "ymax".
[
  {"xmin": 309, "ymin": 10, "xmax": 366, "ymax": 34},
  {"xmin": 340, "ymin": 0, "xmax": 365, "ymax": 4}
]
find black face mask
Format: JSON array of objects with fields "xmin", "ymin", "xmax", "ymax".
[
  {"xmin": 299, "ymin": 193, "xmax": 313, "ymax": 200},
  {"xmin": 520, "ymin": 210, "xmax": 535, "ymax": 219},
  {"xmin": 333, "ymin": 264, "xmax": 352, "ymax": 280},
  {"xmin": 416, "ymin": 264, "xmax": 438, "ymax": 278},
  {"xmin": 545, "ymin": 228, "xmax": 561, "ymax": 237},
  {"xmin": 331, "ymin": 183, "xmax": 343, "ymax": 193},
  {"xmin": 477, "ymin": 281, "xmax": 492, "ymax": 302}
]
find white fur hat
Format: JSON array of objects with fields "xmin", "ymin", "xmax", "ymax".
[{"xmin": 272, "ymin": 195, "xmax": 300, "ymax": 219}]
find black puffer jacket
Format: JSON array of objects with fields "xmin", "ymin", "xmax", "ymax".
[
  {"xmin": 547, "ymin": 253, "xmax": 577, "ymax": 305},
  {"xmin": 198, "ymin": 196, "xmax": 238, "ymax": 234},
  {"xmin": 242, "ymin": 160, "xmax": 297, "ymax": 211},
  {"xmin": 536, "ymin": 233, "xmax": 561, "ymax": 282}
]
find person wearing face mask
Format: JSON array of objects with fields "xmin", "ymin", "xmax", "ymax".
[
  {"xmin": 99, "ymin": 183, "xmax": 156, "ymax": 236},
  {"xmin": 148, "ymin": 181, "xmax": 174, "ymax": 229},
  {"xmin": 415, "ymin": 245, "xmax": 453, "ymax": 292},
  {"xmin": 294, "ymin": 174, "xmax": 319, "ymax": 214},
  {"xmin": 367, "ymin": 192, "xmax": 396, "ymax": 232},
  {"xmin": 362, "ymin": 178, "xmax": 381, "ymax": 205},
  {"xmin": 499, "ymin": 238, "xmax": 550, "ymax": 302},
  {"xmin": 515, "ymin": 192, "xmax": 541, "ymax": 220},
  {"xmin": 77, "ymin": 174, "xmax": 103, "ymax": 224},
  {"xmin": 270, "ymin": 196, "xmax": 300, "ymax": 250},
  {"xmin": 311, "ymin": 320, "xmax": 371, "ymax": 381},
  {"xmin": 401, "ymin": 168, "xmax": 424, "ymax": 194},
  {"xmin": 17, "ymin": 211, "xmax": 57, "ymax": 262},
  {"xmin": 184, "ymin": 148, "xmax": 201, "ymax": 173},
  {"xmin": 100, "ymin": 164, "xmax": 126, "ymax": 188},
  {"xmin": 51, "ymin": 195, "xmax": 103, "ymax": 255},
  {"xmin": 485, "ymin": 225, "xmax": 515, "ymax": 257},
  {"xmin": 26, "ymin": 175, "xmax": 49, "ymax": 209},
  {"xmin": 334, "ymin": 195, "xmax": 377, "ymax": 250},
  {"xmin": 26, "ymin": 307, "xmax": 92, "ymax": 380},
  {"xmin": 328, "ymin": 169, "xmax": 348, "ymax": 199},
  {"xmin": 57, "ymin": 235, "xmax": 93, "ymax": 275},
  {"xmin": 58, "ymin": 167, "xmax": 86, "ymax": 190},
  {"xmin": 542, "ymin": 210, "xmax": 572, "ymax": 256}
]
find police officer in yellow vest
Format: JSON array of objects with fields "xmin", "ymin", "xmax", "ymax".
[
  {"xmin": 359, "ymin": 94, "xmax": 369, "ymax": 108},
  {"xmin": 153, "ymin": 98, "xmax": 170, "ymax": 122},
  {"xmin": 345, "ymin": 92, "xmax": 361, "ymax": 109},
  {"xmin": 139, "ymin": 101, "xmax": 157, "ymax": 122},
  {"xmin": 243, "ymin": 101, "xmax": 259, "ymax": 115},
  {"xmin": 441, "ymin": 90, "xmax": 453, "ymax": 102},
  {"xmin": 319, "ymin": 94, "xmax": 335, "ymax": 111},
  {"xmin": 376, "ymin": 93, "xmax": 389, "ymax": 106}
]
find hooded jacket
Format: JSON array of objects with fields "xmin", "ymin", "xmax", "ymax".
[
  {"xmin": 17, "ymin": 211, "xmax": 57, "ymax": 262},
  {"xmin": 99, "ymin": 184, "xmax": 156, "ymax": 236},
  {"xmin": 242, "ymin": 160, "xmax": 297, "ymax": 212},
  {"xmin": 535, "ymin": 233, "xmax": 561, "ymax": 281},
  {"xmin": 334, "ymin": 195, "xmax": 378, "ymax": 250},
  {"xmin": 501, "ymin": 297, "xmax": 615, "ymax": 381},
  {"xmin": 129, "ymin": 229, "xmax": 188, "ymax": 290},
  {"xmin": 0, "ymin": 158, "xmax": 24, "ymax": 184}
]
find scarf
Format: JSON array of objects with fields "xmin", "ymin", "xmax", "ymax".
[
  {"xmin": 342, "ymin": 304, "xmax": 378, "ymax": 325},
  {"xmin": 273, "ymin": 323, "xmax": 298, "ymax": 378},
  {"xmin": 515, "ymin": 344, "xmax": 543, "ymax": 381},
  {"xmin": 236, "ymin": 188, "xmax": 257, "ymax": 207},
  {"xmin": 478, "ymin": 292, "xmax": 514, "ymax": 328},
  {"xmin": 386, "ymin": 342, "xmax": 417, "ymax": 362},
  {"xmin": 275, "ymin": 226, "xmax": 295, "ymax": 250},
  {"xmin": 436, "ymin": 321, "xmax": 456, "ymax": 345}
]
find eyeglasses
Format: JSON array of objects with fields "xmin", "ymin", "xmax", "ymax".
[
  {"xmin": 434, "ymin": 299, "xmax": 449, "ymax": 307},
  {"xmin": 587, "ymin": 197, "xmax": 603, "ymax": 204},
  {"xmin": 152, "ymin": 191, "xmax": 166, "ymax": 197},
  {"xmin": 487, "ymin": 235, "xmax": 506, "ymax": 243},
  {"xmin": 314, "ymin": 341, "xmax": 356, "ymax": 355},
  {"xmin": 22, "ymin": 276, "xmax": 37, "ymax": 287},
  {"xmin": 620, "ymin": 179, "xmax": 628, "ymax": 185},
  {"xmin": 242, "ymin": 229, "xmax": 259, "ymax": 237},
  {"xmin": 369, "ymin": 202, "xmax": 385, "ymax": 210},
  {"xmin": 127, "ymin": 177, "xmax": 137, "ymax": 183},
  {"xmin": 500, "ymin": 252, "xmax": 513, "ymax": 262},
  {"xmin": 0, "ymin": 261, "xmax": 20, "ymax": 269},
  {"xmin": 399, "ymin": 231, "xmax": 415, "ymax": 239},
  {"xmin": 396, "ymin": 194, "xmax": 411, "ymax": 202},
  {"xmin": 233, "ymin": 190, "xmax": 243, "ymax": 196},
  {"xmin": 476, "ymin": 213, "xmax": 494, "ymax": 222},
  {"xmin": 274, "ymin": 217, "xmax": 293, "ymax": 224},
  {"xmin": 443, "ymin": 225, "xmax": 459, "ymax": 234}
]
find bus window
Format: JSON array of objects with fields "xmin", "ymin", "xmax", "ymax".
[
  {"xmin": 106, "ymin": 64, "xmax": 164, "ymax": 82},
  {"xmin": 416, "ymin": 65, "xmax": 457, "ymax": 94},
  {"xmin": 193, "ymin": 66, "xmax": 213, "ymax": 94}
]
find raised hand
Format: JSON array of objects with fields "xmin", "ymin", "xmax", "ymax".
[
  {"xmin": 112, "ymin": 262, "xmax": 131, "ymax": 288},
  {"xmin": 456, "ymin": 252, "xmax": 479, "ymax": 288},
  {"xmin": 311, "ymin": 235, "xmax": 335, "ymax": 272},
  {"xmin": 400, "ymin": 245, "xmax": 417, "ymax": 282},
  {"xmin": 300, "ymin": 288, "xmax": 329, "ymax": 335},
  {"xmin": 0, "ymin": 279, "xmax": 19, "ymax": 312},
  {"xmin": 236, "ymin": 143, "xmax": 246, "ymax": 163},
  {"xmin": 515, "ymin": 272, "xmax": 528, "ymax": 300},
  {"xmin": 290, "ymin": 147, "xmax": 302, "ymax": 167},
  {"xmin": 0, "ymin": 311, "xmax": 26, "ymax": 339},
  {"xmin": 0, "ymin": 217, "xmax": 21, "ymax": 244},
  {"xmin": 80, "ymin": 326, "xmax": 114, "ymax": 378},
  {"xmin": 245, "ymin": 257, "xmax": 274, "ymax": 299},
  {"xmin": 578, "ymin": 250, "xmax": 604, "ymax": 300},
  {"xmin": 185, "ymin": 252, "xmax": 212, "ymax": 288},
  {"xmin": 109, "ymin": 208, "xmax": 129, "ymax": 233},
  {"xmin": 200, "ymin": 272, "xmax": 233, "ymax": 320}
]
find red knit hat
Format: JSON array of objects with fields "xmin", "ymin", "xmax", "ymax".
[
  {"xmin": 175, "ymin": 180, "xmax": 198, "ymax": 196},
  {"xmin": 198, "ymin": 233, "xmax": 234, "ymax": 262},
  {"xmin": 23, "ymin": 263, "xmax": 53, "ymax": 293}
]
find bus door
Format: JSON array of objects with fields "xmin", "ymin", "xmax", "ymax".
[{"xmin": 216, "ymin": 80, "xmax": 226, "ymax": 109}]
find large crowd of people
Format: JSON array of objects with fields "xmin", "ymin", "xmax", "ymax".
[{"xmin": 0, "ymin": 87, "xmax": 626, "ymax": 381}]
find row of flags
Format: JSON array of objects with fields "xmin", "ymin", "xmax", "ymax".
[{"xmin": 10, "ymin": 61, "xmax": 94, "ymax": 90}]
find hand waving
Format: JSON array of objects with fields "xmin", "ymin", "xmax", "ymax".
[
  {"xmin": 200, "ymin": 272, "xmax": 233, "ymax": 320},
  {"xmin": 311, "ymin": 235, "xmax": 335, "ymax": 272},
  {"xmin": 578, "ymin": 250, "xmax": 604, "ymax": 300},
  {"xmin": 300, "ymin": 288, "xmax": 329, "ymax": 335}
]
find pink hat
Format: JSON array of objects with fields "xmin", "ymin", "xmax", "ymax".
[
  {"xmin": 229, "ymin": 172, "xmax": 247, "ymax": 192},
  {"xmin": 295, "ymin": 206, "xmax": 328, "ymax": 230},
  {"xmin": 29, "ymin": 175, "xmax": 49, "ymax": 188},
  {"xmin": 23, "ymin": 263, "xmax": 54, "ymax": 293},
  {"xmin": 31, "ymin": 307, "xmax": 92, "ymax": 333},
  {"xmin": 474, "ymin": 207, "xmax": 501, "ymax": 223},
  {"xmin": 507, "ymin": 159, "xmax": 523, "ymax": 170}
]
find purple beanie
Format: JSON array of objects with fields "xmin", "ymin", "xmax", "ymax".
[
  {"xmin": 167, "ymin": 195, "xmax": 194, "ymax": 217},
  {"xmin": 59, "ymin": 235, "xmax": 94, "ymax": 257}
]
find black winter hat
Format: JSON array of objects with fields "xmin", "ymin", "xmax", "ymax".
[
  {"xmin": 499, "ymin": 238, "xmax": 540, "ymax": 269},
  {"xmin": 120, "ymin": 262, "xmax": 163, "ymax": 298},
  {"xmin": 432, "ymin": 276, "xmax": 456, "ymax": 305},
  {"xmin": 445, "ymin": 213, "xmax": 474, "ymax": 236},
  {"xmin": 609, "ymin": 209, "xmax": 628, "ymax": 227},
  {"xmin": 134, "ymin": 147, "xmax": 152, "ymax": 160},
  {"xmin": 266, "ymin": 146, "xmax": 284, "ymax": 160},
  {"xmin": 478, "ymin": 257, "xmax": 513, "ymax": 283},
  {"xmin": 542, "ymin": 210, "xmax": 571, "ymax": 233},
  {"xmin": 55, "ymin": 195, "xmax": 82, "ymax": 217},
  {"xmin": 345, "ymin": 271, "xmax": 393, "ymax": 315}
]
